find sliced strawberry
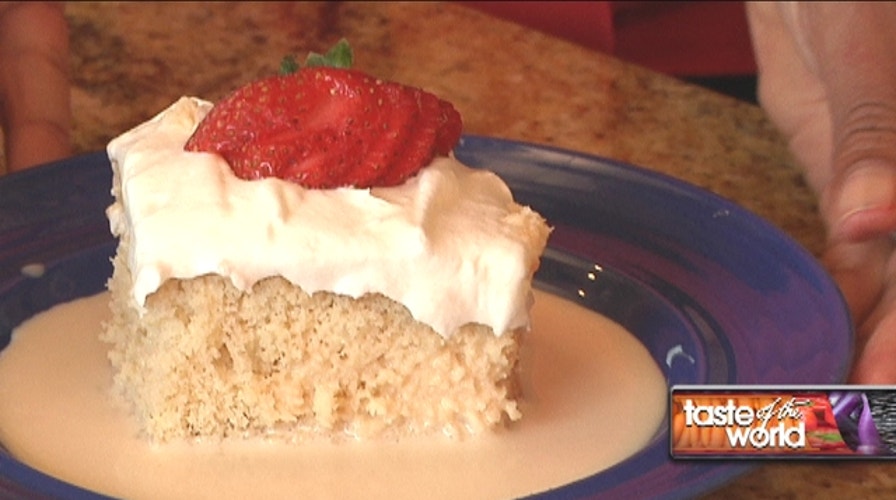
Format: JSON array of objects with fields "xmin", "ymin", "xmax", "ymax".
[
  {"xmin": 374, "ymin": 89, "xmax": 436, "ymax": 186},
  {"xmin": 185, "ymin": 66, "xmax": 463, "ymax": 189},
  {"xmin": 435, "ymin": 99, "xmax": 463, "ymax": 154},
  {"xmin": 232, "ymin": 128, "xmax": 359, "ymax": 188},
  {"xmin": 347, "ymin": 81, "xmax": 418, "ymax": 187}
]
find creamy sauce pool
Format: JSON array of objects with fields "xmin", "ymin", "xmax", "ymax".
[{"xmin": 0, "ymin": 291, "xmax": 666, "ymax": 500}]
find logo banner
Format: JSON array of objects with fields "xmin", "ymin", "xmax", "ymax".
[{"xmin": 670, "ymin": 386, "xmax": 896, "ymax": 458}]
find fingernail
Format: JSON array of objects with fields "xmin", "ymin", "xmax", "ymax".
[{"xmin": 836, "ymin": 165, "xmax": 896, "ymax": 222}]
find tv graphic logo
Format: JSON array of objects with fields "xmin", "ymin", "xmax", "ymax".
[
  {"xmin": 679, "ymin": 396, "xmax": 808, "ymax": 449},
  {"xmin": 668, "ymin": 386, "xmax": 896, "ymax": 458}
]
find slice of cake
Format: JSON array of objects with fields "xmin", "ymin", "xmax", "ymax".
[{"xmin": 102, "ymin": 45, "xmax": 550, "ymax": 442}]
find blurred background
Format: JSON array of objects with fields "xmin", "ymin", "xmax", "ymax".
[{"xmin": 458, "ymin": 1, "xmax": 757, "ymax": 103}]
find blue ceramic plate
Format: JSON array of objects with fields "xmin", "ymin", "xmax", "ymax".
[{"xmin": 0, "ymin": 136, "xmax": 852, "ymax": 499}]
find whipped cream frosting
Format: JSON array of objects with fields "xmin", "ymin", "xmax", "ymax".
[{"xmin": 106, "ymin": 97, "xmax": 550, "ymax": 338}]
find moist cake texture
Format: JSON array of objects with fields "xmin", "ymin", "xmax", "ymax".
[{"xmin": 102, "ymin": 97, "xmax": 550, "ymax": 442}]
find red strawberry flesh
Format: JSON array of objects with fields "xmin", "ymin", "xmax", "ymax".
[{"xmin": 184, "ymin": 67, "xmax": 463, "ymax": 189}]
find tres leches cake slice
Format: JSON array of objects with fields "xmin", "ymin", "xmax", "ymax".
[{"xmin": 102, "ymin": 42, "xmax": 551, "ymax": 442}]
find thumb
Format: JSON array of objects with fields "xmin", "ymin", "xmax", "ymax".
[
  {"xmin": 825, "ymin": 111, "xmax": 896, "ymax": 241},
  {"xmin": 802, "ymin": 3, "xmax": 896, "ymax": 241}
]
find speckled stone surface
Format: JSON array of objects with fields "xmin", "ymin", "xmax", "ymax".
[{"xmin": 17, "ymin": 1, "xmax": 896, "ymax": 497}]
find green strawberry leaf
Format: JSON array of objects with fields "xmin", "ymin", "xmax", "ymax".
[
  {"xmin": 280, "ymin": 38, "xmax": 353, "ymax": 75},
  {"xmin": 306, "ymin": 38, "xmax": 353, "ymax": 68},
  {"xmin": 279, "ymin": 55, "xmax": 300, "ymax": 75}
]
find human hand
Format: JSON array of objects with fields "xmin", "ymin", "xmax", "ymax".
[
  {"xmin": 746, "ymin": 2, "xmax": 896, "ymax": 383},
  {"xmin": 0, "ymin": 2, "xmax": 71, "ymax": 174}
]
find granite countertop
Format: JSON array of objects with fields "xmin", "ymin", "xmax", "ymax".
[{"xmin": 15, "ymin": 1, "xmax": 896, "ymax": 497}]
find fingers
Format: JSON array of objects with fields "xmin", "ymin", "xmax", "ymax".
[
  {"xmin": 822, "ymin": 237, "xmax": 889, "ymax": 327},
  {"xmin": 850, "ymin": 315, "xmax": 896, "ymax": 384},
  {"xmin": 0, "ymin": 2, "xmax": 71, "ymax": 172},
  {"xmin": 822, "ymin": 236, "xmax": 896, "ymax": 383},
  {"xmin": 848, "ymin": 277, "xmax": 896, "ymax": 383}
]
